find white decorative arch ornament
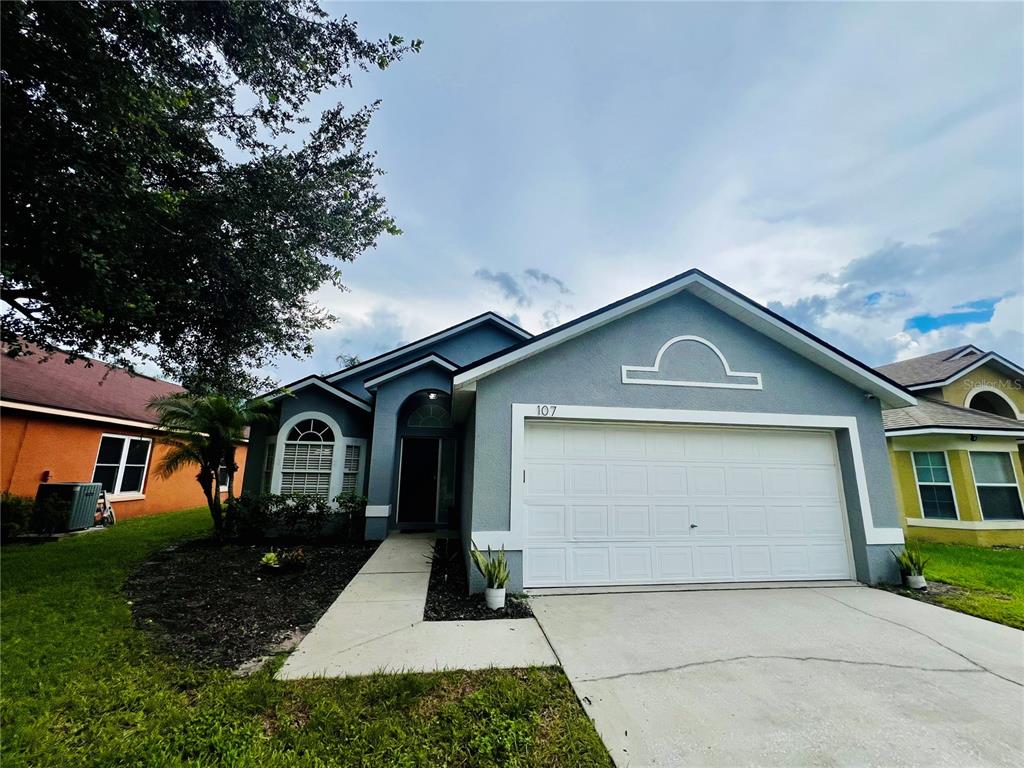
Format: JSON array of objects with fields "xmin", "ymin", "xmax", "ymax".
[{"xmin": 621, "ymin": 335, "xmax": 763, "ymax": 390}]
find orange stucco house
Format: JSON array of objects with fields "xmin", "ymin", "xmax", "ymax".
[{"xmin": 1, "ymin": 346, "xmax": 246, "ymax": 520}]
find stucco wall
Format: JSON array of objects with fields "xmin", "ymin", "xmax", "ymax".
[
  {"xmin": 1, "ymin": 410, "xmax": 245, "ymax": 519},
  {"xmin": 467, "ymin": 291, "xmax": 902, "ymax": 588}
]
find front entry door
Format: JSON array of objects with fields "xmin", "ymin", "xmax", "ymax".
[{"xmin": 397, "ymin": 437, "xmax": 440, "ymax": 525}]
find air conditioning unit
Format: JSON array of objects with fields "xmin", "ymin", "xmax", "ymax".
[{"xmin": 34, "ymin": 483, "xmax": 103, "ymax": 532}]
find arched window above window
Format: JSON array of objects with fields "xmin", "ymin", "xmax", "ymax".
[
  {"xmin": 287, "ymin": 419, "xmax": 335, "ymax": 443},
  {"xmin": 408, "ymin": 402, "xmax": 450, "ymax": 428}
]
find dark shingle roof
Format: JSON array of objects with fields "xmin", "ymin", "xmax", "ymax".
[
  {"xmin": 882, "ymin": 397, "xmax": 1024, "ymax": 434},
  {"xmin": 874, "ymin": 345, "xmax": 984, "ymax": 388},
  {"xmin": 1, "ymin": 344, "xmax": 183, "ymax": 425}
]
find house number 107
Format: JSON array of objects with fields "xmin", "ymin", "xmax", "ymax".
[{"xmin": 536, "ymin": 405, "xmax": 557, "ymax": 416}]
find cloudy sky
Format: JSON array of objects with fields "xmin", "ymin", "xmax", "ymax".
[{"xmin": 263, "ymin": 1, "xmax": 1023, "ymax": 384}]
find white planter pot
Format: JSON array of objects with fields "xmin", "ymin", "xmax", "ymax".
[
  {"xmin": 905, "ymin": 574, "xmax": 927, "ymax": 590},
  {"xmin": 485, "ymin": 587, "xmax": 506, "ymax": 610}
]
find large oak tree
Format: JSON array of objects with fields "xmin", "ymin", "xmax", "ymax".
[{"xmin": 1, "ymin": 1, "xmax": 419, "ymax": 397}]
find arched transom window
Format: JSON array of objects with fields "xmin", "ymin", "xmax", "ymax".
[
  {"xmin": 408, "ymin": 402, "xmax": 450, "ymax": 428},
  {"xmin": 281, "ymin": 418, "xmax": 335, "ymax": 498}
]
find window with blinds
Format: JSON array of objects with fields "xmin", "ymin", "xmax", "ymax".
[
  {"xmin": 341, "ymin": 443, "xmax": 363, "ymax": 493},
  {"xmin": 280, "ymin": 419, "xmax": 335, "ymax": 499}
]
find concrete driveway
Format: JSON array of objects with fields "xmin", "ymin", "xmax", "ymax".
[{"xmin": 532, "ymin": 586, "xmax": 1023, "ymax": 767}]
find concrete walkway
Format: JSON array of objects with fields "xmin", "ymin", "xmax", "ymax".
[{"xmin": 277, "ymin": 535, "xmax": 557, "ymax": 679}]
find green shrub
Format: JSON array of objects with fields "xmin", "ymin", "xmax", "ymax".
[
  {"xmin": 334, "ymin": 491, "xmax": 368, "ymax": 542},
  {"xmin": 225, "ymin": 493, "xmax": 340, "ymax": 542},
  {"xmin": 0, "ymin": 493, "xmax": 34, "ymax": 541},
  {"xmin": 470, "ymin": 543, "xmax": 511, "ymax": 589}
]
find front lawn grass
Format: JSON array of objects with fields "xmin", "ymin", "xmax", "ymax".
[
  {"xmin": 1, "ymin": 508, "xmax": 609, "ymax": 767},
  {"xmin": 914, "ymin": 542, "xmax": 1024, "ymax": 629}
]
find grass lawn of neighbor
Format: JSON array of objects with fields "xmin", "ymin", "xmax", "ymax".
[
  {"xmin": 885, "ymin": 541, "xmax": 1024, "ymax": 629},
  {"xmin": 1, "ymin": 508, "xmax": 609, "ymax": 767}
]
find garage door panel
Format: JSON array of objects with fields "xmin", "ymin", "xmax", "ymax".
[
  {"xmin": 654, "ymin": 505, "xmax": 690, "ymax": 536},
  {"xmin": 523, "ymin": 422, "xmax": 852, "ymax": 587},
  {"xmin": 612, "ymin": 505, "xmax": 650, "ymax": 537},
  {"xmin": 571, "ymin": 504, "xmax": 609, "ymax": 537},
  {"xmin": 568, "ymin": 464, "xmax": 607, "ymax": 494},
  {"xmin": 695, "ymin": 546, "xmax": 734, "ymax": 579},
  {"xmin": 614, "ymin": 547, "xmax": 654, "ymax": 580},
  {"xmin": 650, "ymin": 465, "xmax": 687, "ymax": 495},
  {"xmin": 572, "ymin": 547, "xmax": 611, "ymax": 582},
  {"xmin": 690, "ymin": 466, "xmax": 727, "ymax": 495},
  {"xmin": 526, "ymin": 463, "xmax": 565, "ymax": 495},
  {"xmin": 692, "ymin": 504, "xmax": 729, "ymax": 535},
  {"xmin": 610, "ymin": 465, "xmax": 647, "ymax": 495},
  {"xmin": 735, "ymin": 545, "xmax": 772, "ymax": 579},
  {"xmin": 730, "ymin": 505, "xmax": 769, "ymax": 536},
  {"xmin": 656, "ymin": 546, "xmax": 695, "ymax": 579},
  {"xmin": 526, "ymin": 504, "xmax": 565, "ymax": 539}
]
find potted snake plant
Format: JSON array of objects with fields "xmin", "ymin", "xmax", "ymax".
[
  {"xmin": 891, "ymin": 541, "xmax": 929, "ymax": 589},
  {"xmin": 470, "ymin": 542, "xmax": 511, "ymax": 610}
]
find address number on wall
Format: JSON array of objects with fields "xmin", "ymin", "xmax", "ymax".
[{"xmin": 536, "ymin": 405, "xmax": 558, "ymax": 417}]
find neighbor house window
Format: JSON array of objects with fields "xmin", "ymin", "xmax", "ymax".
[
  {"xmin": 280, "ymin": 419, "xmax": 334, "ymax": 498},
  {"xmin": 912, "ymin": 451, "xmax": 957, "ymax": 520},
  {"xmin": 970, "ymin": 452, "xmax": 1024, "ymax": 520},
  {"xmin": 92, "ymin": 435, "xmax": 152, "ymax": 495}
]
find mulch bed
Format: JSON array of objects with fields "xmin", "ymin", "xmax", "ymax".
[
  {"xmin": 125, "ymin": 538, "xmax": 379, "ymax": 669},
  {"xmin": 423, "ymin": 538, "xmax": 533, "ymax": 621}
]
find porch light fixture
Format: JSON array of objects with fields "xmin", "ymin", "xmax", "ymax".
[{"xmin": 428, "ymin": 392, "xmax": 438, "ymax": 400}]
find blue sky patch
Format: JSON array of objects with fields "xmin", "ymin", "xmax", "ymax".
[{"xmin": 904, "ymin": 297, "xmax": 1000, "ymax": 333}]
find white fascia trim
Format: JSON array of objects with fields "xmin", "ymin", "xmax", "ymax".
[
  {"xmin": 366, "ymin": 504, "xmax": 390, "ymax": 518},
  {"xmin": 363, "ymin": 355, "xmax": 458, "ymax": 390},
  {"xmin": 907, "ymin": 518, "xmax": 1024, "ymax": 531},
  {"xmin": 947, "ymin": 346, "xmax": 984, "ymax": 361},
  {"xmin": 454, "ymin": 274, "xmax": 916, "ymax": 408},
  {"xmin": 885, "ymin": 427, "xmax": 1024, "ymax": 438},
  {"xmin": 327, "ymin": 313, "xmax": 530, "ymax": 384},
  {"xmin": 264, "ymin": 377, "xmax": 372, "ymax": 412},
  {"xmin": 470, "ymin": 403, "xmax": 905, "ymax": 551},
  {"xmin": 1, "ymin": 400, "xmax": 161, "ymax": 432},
  {"xmin": 906, "ymin": 352, "xmax": 1024, "ymax": 391}
]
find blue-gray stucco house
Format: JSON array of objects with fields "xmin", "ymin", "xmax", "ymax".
[{"xmin": 243, "ymin": 269, "xmax": 918, "ymax": 591}]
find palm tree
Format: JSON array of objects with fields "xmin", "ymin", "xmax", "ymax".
[{"xmin": 149, "ymin": 393, "xmax": 272, "ymax": 537}]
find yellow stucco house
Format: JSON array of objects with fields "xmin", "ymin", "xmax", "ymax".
[{"xmin": 876, "ymin": 345, "xmax": 1024, "ymax": 546}]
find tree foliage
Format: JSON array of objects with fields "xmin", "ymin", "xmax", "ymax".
[
  {"xmin": 1, "ymin": 1, "xmax": 419, "ymax": 397},
  {"xmin": 150, "ymin": 391, "xmax": 271, "ymax": 537}
]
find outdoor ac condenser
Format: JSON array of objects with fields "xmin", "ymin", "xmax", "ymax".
[{"xmin": 34, "ymin": 482, "xmax": 103, "ymax": 532}]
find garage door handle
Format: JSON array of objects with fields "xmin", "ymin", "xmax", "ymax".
[{"xmin": 690, "ymin": 523, "xmax": 698, "ymax": 529}]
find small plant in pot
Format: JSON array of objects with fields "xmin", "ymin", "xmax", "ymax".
[
  {"xmin": 891, "ymin": 541, "xmax": 929, "ymax": 589},
  {"xmin": 470, "ymin": 542, "xmax": 511, "ymax": 610}
]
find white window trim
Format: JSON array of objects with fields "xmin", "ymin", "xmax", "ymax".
[
  {"xmin": 964, "ymin": 385, "xmax": 1022, "ymax": 420},
  {"xmin": 968, "ymin": 450, "xmax": 1024, "ymax": 522},
  {"xmin": 270, "ymin": 411, "xmax": 345, "ymax": 504},
  {"xmin": 469, "ymin": 404, "xmax": 904, "ymax": 551},
  {"xmin": 92, "ymin": 433, "xmax": 153, "ymax": 498},
  {"xmin": 909, "ymin": 450, "xmax": 960, "ymax": 521}
]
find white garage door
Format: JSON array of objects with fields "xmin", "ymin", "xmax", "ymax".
[{"xmin": 522, "ymin": 421, "xmax": 853, "ymax": 587}]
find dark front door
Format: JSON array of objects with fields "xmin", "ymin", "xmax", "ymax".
[{"xmin": 397, "ymin": 437, "xmax": 440, "ymax": 525}]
